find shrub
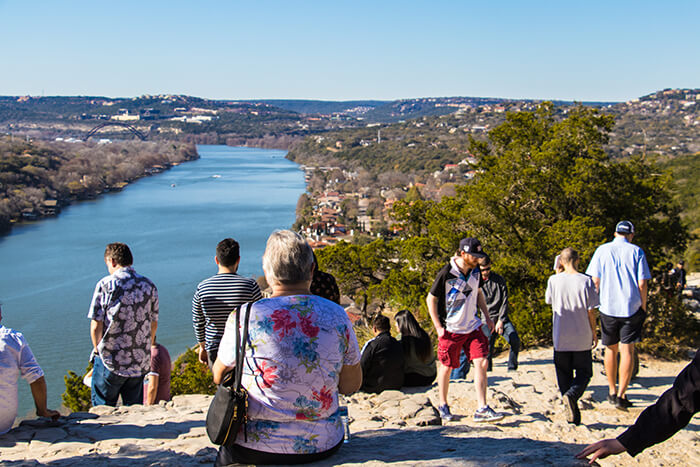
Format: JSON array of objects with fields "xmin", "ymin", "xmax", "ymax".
[
  {"xmin": 170, "ymin": 346, "xmax": 217, "ymax": 396},
  {"xmin": 637, "ymin": 291, "xmax": 700, "ymax": 359},
  {"xmin": 62, "ymin": 364, "xmax": 92, "ymax": 412}
]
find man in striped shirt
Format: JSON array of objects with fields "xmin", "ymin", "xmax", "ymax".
[{"xmin": 192, "ymin": 238, "xmax": 262, "ymax": 367}]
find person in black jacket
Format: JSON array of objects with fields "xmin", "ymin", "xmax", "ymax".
[
  {"xmin": 360, "ymin": 314, "xmax": 404, "ymax": 393},
  {"xmin": 577, "ymin": 348, "xmax": 700, "ymax": 463}
]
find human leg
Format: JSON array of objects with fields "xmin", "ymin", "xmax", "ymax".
[
  {"xmin": 91, "ymin": 356, "xmax": 125, "ymax": 407},
  {"xmin": 437, "ymin": 331, "xmax": 464, "ymax": 409},
  {"xmin": 120, "ymin": 375, "xmax": 145, "ymax": 405},
  {"xmin": 503, "ymin": 322, "xmax": 520, "ymax": 370},
  {"xmin": 568, "ymin": 350, "xmax": 593, "ymax": 401},
  {"xmin": 450, "ymin": 350, "xmax": 470, "ymax": 380},
  {"xmin": 487, "ymin": 331, "xmax": 496, "ymax": 372},
  {"xmin": 604, "ymin": 344, "xmax": 619, "ymax": 399},
  {"xmin": 553, "ymin": 350, "xmax": 574, "ymax": 396},
  {"xmin": 617, "ymin": 343, "xmax": 635, "ymax": 399},
  {"xmin": 473, "ymin": 357, "xmax": 488, "ymax": 408}
]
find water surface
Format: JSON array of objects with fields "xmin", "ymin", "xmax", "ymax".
[{"xmin": 0, "ymin": 145, "xmax": 304, "ymax": 416}]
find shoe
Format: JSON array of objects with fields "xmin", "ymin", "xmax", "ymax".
[
  {"xmin": 474, "ymin": 405, "xmax": 504, "ymax": 423},
  {"xmin": 563, "ymin": 394, "xmax": 581, "ymax": 425},
  {"xmin": 607, "ymin": 393, "xmax": 617, "ymax": 405},
  {"xmin": 615, "ymin": 396, "xmax": 633, "ymax": 410},
  {"xmin": 437, "ymin": 404, "xmax": 453, "ymax": 422}
]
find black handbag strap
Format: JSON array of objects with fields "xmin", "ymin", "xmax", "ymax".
[{"xmin": 233, "ymin": 302, "xmax": 251, "ymax": 391}]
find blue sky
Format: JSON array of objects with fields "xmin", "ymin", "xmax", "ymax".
[{"xmin": 1, "ymin": 0, "xmax": 698, "ymax": 101}]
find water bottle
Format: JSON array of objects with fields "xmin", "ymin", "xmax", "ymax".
[{"xmin": 338, "ymin": 405, "xmax": 350, "ymax": 443}]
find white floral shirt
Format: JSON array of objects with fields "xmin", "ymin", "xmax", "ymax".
[
  {"xmin": 218, "ymin": 295, "xmax": 360, "ymax": 454},
  {"xmin": 88, "ymin": 266, "xmax": 158, "ymax": 377}
]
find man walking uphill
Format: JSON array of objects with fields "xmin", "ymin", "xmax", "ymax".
[
  {"xmin": 192, "ymin": 238, "xmax": 262, "ymax": 366},
  {"xmin": 427, "ymin": 237, "xmax": 503, "ymax": 423},
  {"xmin": 88, "ymin": 243, "xmax": 158, "ymax": 407},
  {"xmin": 586, "ymin": 221, "xmax": 651, "ymax": 410}
]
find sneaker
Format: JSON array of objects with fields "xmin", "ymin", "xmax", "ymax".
[
  {"xmin": 474, "ymin": 405, "xmax": 504, "ymax": 423},
  {"xmin": 563, "ymin": 394, "xmax": 581, "ymax": 425},
  {"xmin": 437, "ymin": 404, "xmax": 453, "ymax": 422},
  {"xmin": 607, "ymin": 393, "xmax": 618, "ymax": 405},
  {"xmin": 615, "ymin": 396, "xmax": 633, "ymax": 410}
]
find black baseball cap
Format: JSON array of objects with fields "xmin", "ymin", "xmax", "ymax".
[{"xmin": 459, "ymin": 237, "xmax": 487, "ymax": 258}]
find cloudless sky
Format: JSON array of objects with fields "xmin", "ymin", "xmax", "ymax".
[{"xmin": 1, "ymin": 0, "xmax": 698, "ymax": 102}]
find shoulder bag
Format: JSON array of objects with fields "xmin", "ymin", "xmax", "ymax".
[{"xmin": 205, "ymin": 302, "xmax": 251, "ymax": 445}]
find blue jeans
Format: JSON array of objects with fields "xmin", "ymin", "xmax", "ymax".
[
  {"xmin": 489, "ymin": 321, "xmax": 520, "ymax": 371},
  {"xmin": 91, "ymin": 356, "xmax": 144, "ymax": 407}
]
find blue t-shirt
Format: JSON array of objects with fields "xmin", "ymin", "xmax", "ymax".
[{"xmin": 585, "ymin": 237, "xmax": 651, "ymax": 318}]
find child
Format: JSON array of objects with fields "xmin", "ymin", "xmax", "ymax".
[{"xmin": 545, "ymin": 247, "xmax": 599, "ymax": 425}]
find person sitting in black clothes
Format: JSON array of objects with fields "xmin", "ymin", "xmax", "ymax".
[
  {"xmin": 395, "ymin": 309, "xmax": 437, "ymax": 387},
  {"xmin": 360, "ymin": 314, "xmax": 404, "ymax": 393}
]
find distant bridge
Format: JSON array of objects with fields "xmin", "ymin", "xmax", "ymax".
[{"xmin": 85, "ymin": 122, "xmax": 148, "ymax": 141}]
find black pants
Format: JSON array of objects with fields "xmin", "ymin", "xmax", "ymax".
[
  {"xmin": 215, "ymin": 439, "xmax": 343, "ymax": 466},
  {"xmin": 554, "ymin": 350, "xmax": 592, "ymax": 401}
]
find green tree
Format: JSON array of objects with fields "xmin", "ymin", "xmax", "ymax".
[
  {"xmin": 62, "ymin": 364, "xmax": 92, "ymax": 412},
  {"xmin": 170, "ymin": 347, "xmax": 217, "ymax": 396}
]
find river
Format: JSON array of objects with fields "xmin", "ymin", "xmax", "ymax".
[{"xmin": 0, "ymin": 145, "xmax": 305, "ymax": 418}]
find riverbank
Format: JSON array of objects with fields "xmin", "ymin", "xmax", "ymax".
[
  {"xmin": 2, "ymin": 347, "xmax": 696, "ymax": 466},
  {"xmin": 0, "ymin": 137, "xmax": 198, "ymax": 235}
]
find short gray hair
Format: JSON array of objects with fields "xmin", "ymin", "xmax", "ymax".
[{"xmin": 262, "ymin": 230, "xmax": 314, "ymax": 285}]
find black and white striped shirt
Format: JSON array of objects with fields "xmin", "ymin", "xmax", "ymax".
[{"xmin": 192, "ymin": 273, "xmax": 262, "ymax": 352}]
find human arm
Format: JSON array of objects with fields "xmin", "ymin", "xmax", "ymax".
[
  {"xmin": 150, "ymin": 321, "xmax": 157, "ymax": 346},
  {"xmin": 576, "ymin": 438, "xmax": 626, "ymax": 464},
  {"xmin": 592, "ymin": 277, "xmax": 600, "ymax": 293},
  {"xmin": 211, "ymin": 358, "xmax": 234, "ymax": 385},
  {"xmin": 197, "ymin": 342, "xmax": 208, "ymax": 365},
  {"xmin": 426, "ymin": 293, "xmax": 444, "ymax": 338},
  {"xmin": 496, "ymin": 280, "xmax": 509, "ymax": 332},
  {"xmin": 29, "ymin": 377, "xmax": 60, "ymax": 420},
  {"xmin": 638, "ymin": 279, "xmax": 648, "ymax": 312},
  {"xmin": 588, "ymin": 308, "xmax": 597, "ymax": 348},
  {"xmin": 90, "ymin": 319, "xmax": 103, "ymax": 353},
  {"xmin": 145, "ymin": 373, "xmax": 159, "ymax": 405},
  {"xmin": 478, "ymin": 290, "xmax": 495, "ymax": 333},
  {"xmin": 338, "ymin": 363, "xmax": 362, "ymax": 395},
  {"xmin": 191, "ymin": 290, "xmax": 207, "ymax": 362},
  {"xmin": 615, "ymin": 350, "xmax": 700, "ymax": 456}
]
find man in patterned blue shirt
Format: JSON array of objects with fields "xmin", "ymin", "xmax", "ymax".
[{"xmin": 88, "ymin": 243, "xmax": 158, "ymax": 407}]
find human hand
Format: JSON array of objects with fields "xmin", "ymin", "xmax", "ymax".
[
  {"xmin": 198, "ymin": 347, "xmax": 208, "ymax": 365},
  {"xmin": 486, "ymin": 318, "xmax": 495, "ymax": 333},
  {"xmin": 592, "ymin": 336, "xmax": 598, "ymax": 349},
  {"xmin": 576, "ymin": 439, "xmax": 626, "ymax": 464},
  {"xmin": 437, "ymin": 327, "xmax": 446, "ymax": 338},
  {"xmin": 495, "ymin": 320, "xmax": 504, "ymax": 335},
  {"xmin": 37, "ymin": 408, "xmax": 60, "ymax": 421}
]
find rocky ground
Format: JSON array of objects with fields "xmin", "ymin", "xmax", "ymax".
[
  {"xmin": 1, "ymin": 347, "xmax": 698, "ymax": 467},
  {"xmin": 2, "ymin": 275, "xmax": 698, "ymax": 466}
]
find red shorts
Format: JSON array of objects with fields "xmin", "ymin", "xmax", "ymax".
[{"xmin": 438, "ymin": 328, "xmax": 489, "ymax": 368}]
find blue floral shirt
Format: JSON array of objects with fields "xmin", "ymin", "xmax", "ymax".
[
  {"xmin": 88, "ymin": 266, "xmax": 159, "ymax": 377},
  {"xmin": 218, "ymin": 295, "xmax": 360, "ymax": 454}
]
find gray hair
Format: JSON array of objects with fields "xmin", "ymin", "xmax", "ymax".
[{"xmin": 262, "ymin": 230, "xmax": 314, "ymax": 285}]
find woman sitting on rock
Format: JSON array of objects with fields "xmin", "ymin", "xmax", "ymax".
[
  {"xmin": 212, "ymin": 230, "xmax": 362, "ymax": 466},
  {"xmin": 395, "ymin": 309, "xmax": 437, "ymax": 387}
]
